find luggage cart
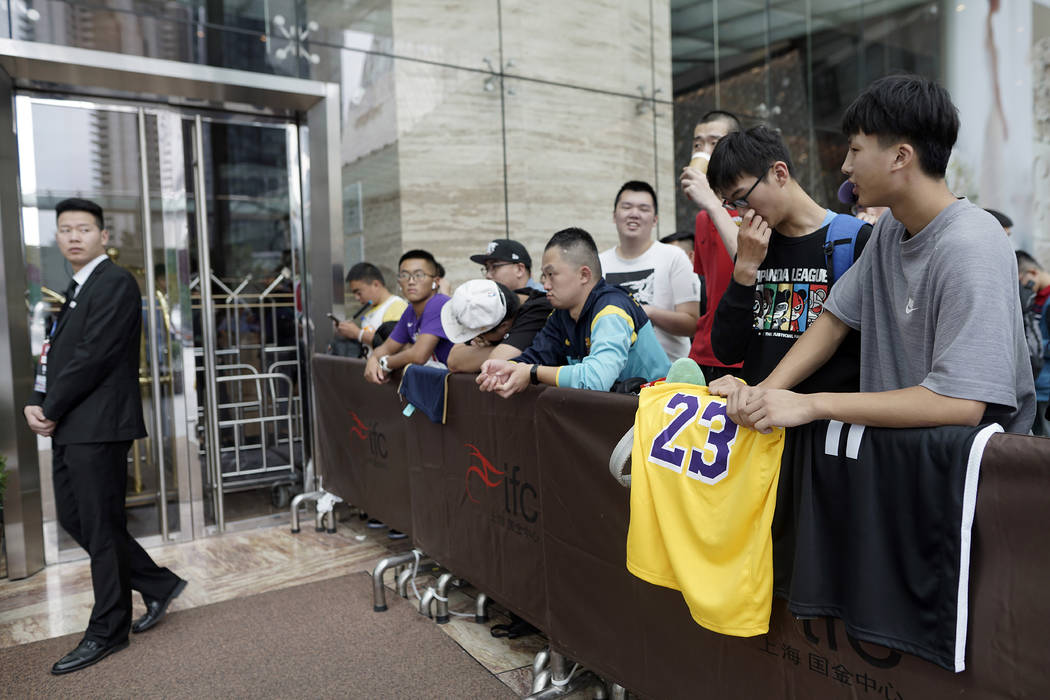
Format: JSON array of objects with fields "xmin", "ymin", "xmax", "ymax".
[{"xmin": 193, "ymin": 270, "xmax": 307, "ymax": 523}]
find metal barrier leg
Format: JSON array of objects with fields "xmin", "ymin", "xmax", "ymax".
[
  {"xmin": 610, "ymin": 683, "xmax": 627, "ymax": 700},
  {"xmin": 419, "ymin": 587, "xmax": 436, "ymax": 618},
  {"xmin": 324, "ymin": 510, "xmax": 337, "ymax": 534},
  {"xmin": 395, "ymin": 557, "xmax": 433, "ymax": 598},
  {"xmin": 475, "ymin": 592, "xmax": 490, "ymax": 623},
  {"xmin": 396, "ymin": 568, "xmax": 413, "ymax": 598},
  {"xmin": 314, "ymin": 509, "xmax": 325, "ymax": 532},
  {"xmin": 549, "ymin": 652, "xmax": 567, "ymax": 686},
  {"xmin": 531, "ymin": 669, "xmax": 552, "ymax": 695},
  {"xmin": 434, "ymin": 572, "xmax": 455, "ymax": 624},
  {"xmin": 372, "ymin": 552, "xmax": 418, "ymax": 612},
  {"xmin": 524, "ymin": 650, "xmax": 603, "ymax": 699},
  {"xmin": 532, "ymin": 648, "xmax": 550, "ymax": 678},
  {"xmin": 289, "ymin": 490, "xmax": 322, "ymax": 533}
]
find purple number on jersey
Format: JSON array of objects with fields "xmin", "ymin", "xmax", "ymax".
[
  {"xmin": 687, "ymin": 401, "xmax": 739, "ymax": 483},
  {"xmin": 648, "ymin": 393, "xmax": 699, "ymax": 472}
]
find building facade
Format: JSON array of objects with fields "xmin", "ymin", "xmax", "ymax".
[{"xmin": 1, "ymin": 0, "xmax": 1047, "ymax": 580}]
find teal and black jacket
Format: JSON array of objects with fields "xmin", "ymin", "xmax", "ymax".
[{"xmin": 513, "ymin": 279, "xmax": 670, "ymax": 391}]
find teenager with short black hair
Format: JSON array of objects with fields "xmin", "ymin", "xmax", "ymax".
[
  {"xmin": 334, "ymin": 262, "xmax": 407, "ymax": 349},
  {"xmin": 712, "ymin": 74, "xmax": 1035, "ymax": 434},
  {"xmin": 364, "ymin": 249, "xmax": 452, "ymax": 383},
  {"xmin": 707, "ymin": 125, "xmax": 871, "ymax": 393}
]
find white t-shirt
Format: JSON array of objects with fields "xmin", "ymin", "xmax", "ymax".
[
  {"xmin": 600, "ymin": 241, "xmax": 701, "ymax": 360},
  {"xmin": 360, "ymin": 295, "xmax": 408, "ymax": 335}
]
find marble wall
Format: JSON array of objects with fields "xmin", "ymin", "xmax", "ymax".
[
  {"xmin": 1034, "ymin": 35, "xmax": 1050, "ymax": 268},
  {"xmin": 392, "ymin": 59, "xmax": 506, "ymax": 284},
  {"xmin": 336, "ymin": 0, "xmax": 676, "ymax": 293}
]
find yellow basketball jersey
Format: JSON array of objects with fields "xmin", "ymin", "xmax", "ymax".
[{"xmin": 626, "ymin": 383, "xmax": 786, "ymax": 636}]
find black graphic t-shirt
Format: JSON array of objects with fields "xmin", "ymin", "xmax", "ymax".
[{"xmin": 711, "ymin": 222, "xmax": 872, "ymax": 393}]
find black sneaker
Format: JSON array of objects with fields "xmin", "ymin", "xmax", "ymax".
[
  {"xmin": 387, "ymin": 529, "xmax": 407, "ymax": 540},
  {"xmin": 367, "ymin": 519, "xmax": 386, "ymax": 529}
]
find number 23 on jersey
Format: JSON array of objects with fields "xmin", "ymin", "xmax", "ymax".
[
  {"xmin": 638, "ymin": 384, "xmax": 785, "ymax": 487},
  {"xmin": 648, "ymin": 390, "xmax": 739, "ymax": 483}
]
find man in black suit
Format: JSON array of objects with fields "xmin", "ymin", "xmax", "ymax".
[{"xmin": 24, "ymin": 198, "xmax": 187, "ymax": 675}]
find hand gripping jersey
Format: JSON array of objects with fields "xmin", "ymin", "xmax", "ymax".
[
  {"xmin": 783, "ymin": 420, "xmax": 1002, "ymax": 672},
  {"xmin": 626, "ymin": 383, "xmax": 786, "ymax": 636}
]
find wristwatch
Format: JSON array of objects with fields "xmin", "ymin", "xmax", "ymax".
[
  {"xmin": 530, "ymin": 364, "xmax": 539, "ymax": 385},
  {"xmin": 379, "ymin": 355, "xmax": 391, "ymax": 373}
]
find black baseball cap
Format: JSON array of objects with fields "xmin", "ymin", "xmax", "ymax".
[
  {"xmin": 469, "ymin": 239, "xmax": 532, "ymax": 268},
  {"xmin": 984, "ymin": 209, "xmax": 1013, "ymax": 229},
  {"xmin": 659, "ymin": 230, "xmax": 694, "ymax": 244}
]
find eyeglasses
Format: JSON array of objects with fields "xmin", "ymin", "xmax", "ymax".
[
  {"xmin": 481, "ymin": 262, "xmax": 512, "ymax": 276},
  {"xmin": 722, "ymin": 172, "xmax": 766, "ymax": 211},
  {"xmin": 57, "ymin": 225, "xmax": 99, "ymax": 236},
  {"xmin": 397, "ymin": 270, "xmax": 434, "ymax": 282}
]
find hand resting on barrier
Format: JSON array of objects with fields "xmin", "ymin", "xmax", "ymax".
[
  {"xmin": 363, "ymin": 353, "xmax": 390, "ymax": 384},
  {"xmin": 477, "ymin": 358, "xmax": 530, "ymax": 398}
]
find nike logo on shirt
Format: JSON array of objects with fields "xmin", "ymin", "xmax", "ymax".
[{"xmin": 905, "ymin": 298, "xmax": 918, "ymax": 314}]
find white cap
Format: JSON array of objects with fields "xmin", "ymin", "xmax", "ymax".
[{"xmin": 441, "ymin": 279, "xmax": 508, "ymax": 343}]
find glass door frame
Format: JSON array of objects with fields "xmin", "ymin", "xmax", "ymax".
[
  {"xmin": 0, "ymin": 39, "xmax": 340, "ymax": 579},
  {"xmin": 14, "ymin": 92, "xmax": 310, "ymax": 558},
  {"xmin": 14, "ymin": 94, "xmax": 193, "ymax": 560},
  {"xmin": 186, "ymin": 110, "xmax": 309, "ymax": 534}
]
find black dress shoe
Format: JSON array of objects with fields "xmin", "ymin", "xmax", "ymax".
[
  {"xmin": 51, "ymin": 638, "xmax": 128, "ymax": 675},
  {"xmin": 132, "ymin": 578, "xmax": 188, "ymax": 634}
]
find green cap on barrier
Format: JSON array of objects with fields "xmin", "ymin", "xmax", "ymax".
[{"xmin": 665, "ymin": 357, "xmax": 707, "ymax": 386}]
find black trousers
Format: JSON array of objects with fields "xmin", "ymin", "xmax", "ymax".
[{"xmin": 52, "ymin": 441, "xmax": 180, "ymax": 646}]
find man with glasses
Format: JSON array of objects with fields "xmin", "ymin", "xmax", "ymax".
[
  {"xmin": 469, "ymin": 239, "xmax": 545, "ymax": 292},
  {"xmin": 706, "ymin": 125, "xmax": 872, "ymax": 393},
  {"xmin": 364, "ymin": 249, "xmax": 453, "ymax": 383}
]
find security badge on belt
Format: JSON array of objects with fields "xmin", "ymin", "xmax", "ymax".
[{"xmin": 34, "ymin": 320, "xmax": 56, "ymax": 393}]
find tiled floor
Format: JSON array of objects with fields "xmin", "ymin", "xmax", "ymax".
[{"xmin": 0, "ymin": 511, "xmax": 594, "ymax": 697}]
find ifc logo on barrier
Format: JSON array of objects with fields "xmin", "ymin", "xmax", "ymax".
[
  {"xmin": 464, "ymin": 443, "xmax": 538, "ymax": 524},
  {"xmin": 347, "ymin": 410, "xmax": 388, "ymax": 459}
]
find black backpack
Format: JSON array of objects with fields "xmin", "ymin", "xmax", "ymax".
[
  {"xmin": 327, "ymin": 335, "xmax": 365, "ymax": 358},
  {"xmin": 1019, "ymin": 282, "xmax": 1045, "ymax": 379}
]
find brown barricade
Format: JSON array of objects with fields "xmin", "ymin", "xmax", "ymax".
[
  {"xmin": 537, "ymin": 394, "xmax": 1050, "ymax": 698},
  {"xmin": 312, "ymin": 354, "xmax": 1050, "ymax": 699},
  {"xmin": 311, "ymin": 356, "xmax": 413, "ymax": 534},
  {"xmin": 406, "ymin": 376, "xmax": 550, "ymax": 626}
]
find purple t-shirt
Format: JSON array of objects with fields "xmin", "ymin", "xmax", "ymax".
[{"xmin": 389, "ymin": 294, "xmax": 453, "ymax": 364}]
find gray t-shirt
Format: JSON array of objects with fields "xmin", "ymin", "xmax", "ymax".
[{"xmin": 824, "ymin": 198, "xmax": 1035, "ymax": 434}]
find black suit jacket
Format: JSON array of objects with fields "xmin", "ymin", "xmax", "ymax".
[{"xmin": 28, "ymin": 259, "xmax": 147, "ymax": 445}]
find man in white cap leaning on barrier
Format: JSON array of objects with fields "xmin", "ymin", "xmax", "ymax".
[{"xmin": 442, "ymin": 279, "xmax": 552, "ymax": 373}]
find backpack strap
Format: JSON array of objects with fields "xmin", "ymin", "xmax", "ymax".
[
  {"xmin": 824, "ymin": 213, "xmax": 867, "ymax": 283},
  {"xmin": 1038, "ymin": 298, "xmax": 1050, "ymax": 361}
]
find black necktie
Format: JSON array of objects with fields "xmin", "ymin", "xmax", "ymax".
[{"xmin": 57, "ymin": 279, "xmax": 78, "ymax": 326}]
